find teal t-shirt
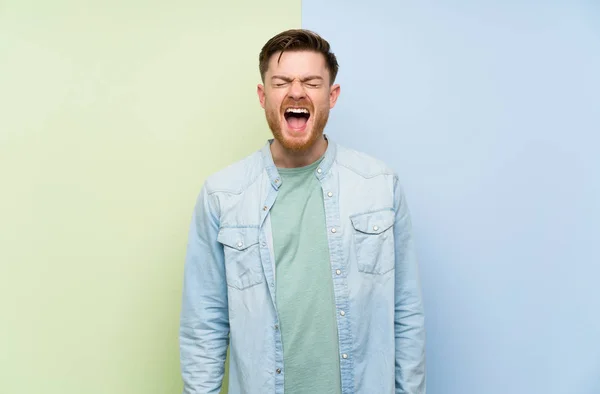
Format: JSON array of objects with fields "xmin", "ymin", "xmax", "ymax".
[{"xmin": 270, "ymin": 157, "xmax": 342, "ymax": 394}]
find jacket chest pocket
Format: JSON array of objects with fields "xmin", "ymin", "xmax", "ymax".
[
  {"xmin": 217, "ymin": 227, "xmax": 264, "ymax": 290},
  {"xmin": 350, "ymin": 209, "xmax": 395, "ymax": 275}
]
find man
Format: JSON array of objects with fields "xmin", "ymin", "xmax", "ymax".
[{"xmin": 180, "ymin": 29, "xmax": 426, "ymax": 394}]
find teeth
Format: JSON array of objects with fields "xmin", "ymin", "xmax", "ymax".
[{"xmin": 285, "ymin": 108, "xmax": 309, "ymax": 114}]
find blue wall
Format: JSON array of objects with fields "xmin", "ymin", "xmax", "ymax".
[{"xmin": 303, "ymin": 2, "xmax": 600, "ymax": 393}]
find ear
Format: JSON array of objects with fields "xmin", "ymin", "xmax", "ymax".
[
  {"xmin": 329, "ymin": 84, "xmax": 341, "ymax": 109},
  {"xmin": 257, "ymin": 84, "xmax": 266, "ymax": 109}
]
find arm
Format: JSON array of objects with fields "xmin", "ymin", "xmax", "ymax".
[
  {"xmin": 393, "ymin": 176, "xmax": 426, "ymax": 393},
  {"xmin": 180, "ymin": 184, "xmax": 229, "ymax": 393}
]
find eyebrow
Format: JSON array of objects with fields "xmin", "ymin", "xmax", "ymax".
[{"xmin": 271, "ymin": 75, "xmax": 324, "ymax": 82}]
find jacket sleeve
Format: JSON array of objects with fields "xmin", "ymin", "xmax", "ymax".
[
  {"xmin": 393, "ymin": 175, "xmax": 426, "ymax": 393},
  {"xmin": 180, "ymin": 183, "xmax": 229, "ymax": 393}
]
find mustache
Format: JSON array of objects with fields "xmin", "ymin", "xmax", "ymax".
[{"xmin": 281, "ymin": 99, "xmax": 313, "ymax": 111}]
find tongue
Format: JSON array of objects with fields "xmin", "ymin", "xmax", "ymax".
[{"xmin": 287, "ymin": 116, "xmax": 307, "ymax": 130}]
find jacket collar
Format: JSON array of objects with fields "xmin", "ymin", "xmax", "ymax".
[{"xmin": 261, "ymin": 134, "xmax": 337, "ymax": 190}]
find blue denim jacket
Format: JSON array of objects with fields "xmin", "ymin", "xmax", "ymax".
[{"xmin": 180, "ymin": 137, "xmax": 426, "ymax": 394}]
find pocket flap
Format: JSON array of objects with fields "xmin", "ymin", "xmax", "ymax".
[
  {"xmin": 350, "ymin": 209, "xmax": 395, "ymax": 234},
  {"xmin": 217, "ymin": 227, "xmax": 260, "ymax": 250}
]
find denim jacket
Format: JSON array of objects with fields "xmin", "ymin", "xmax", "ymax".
[{"xmin": 180, "ymin": 137, "xmax": 426, "ymax": 394}]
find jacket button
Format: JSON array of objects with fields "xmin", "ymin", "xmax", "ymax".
[{"xmin": 276, "ymin": 368, "xmax": 281, "ymax": 374}]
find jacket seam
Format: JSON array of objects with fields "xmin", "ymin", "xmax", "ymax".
[
  {"xmin": 336, "ymin": 159, "xmax": 394, "ymax": 179},
  {"xmin": 206, "ymin": 168, "xmax": 263, "ymax": 196}
]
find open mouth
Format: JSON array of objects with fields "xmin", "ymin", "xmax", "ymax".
[{"xmin": 284, "ymin": 107, "xmax": 311, "ymax": 131}]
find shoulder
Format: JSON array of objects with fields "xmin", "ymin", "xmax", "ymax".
[
  {"xmin": 335, "ymin": 143, "xmax": 397, "ymax": 179},
  {"xmin": 203, "ymin": 149, "xmax": 264, "ymax": 195}
]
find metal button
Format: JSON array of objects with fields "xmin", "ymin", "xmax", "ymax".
[
  {"xmin": 261, "ymin": 242, "xmax": 266, "ymax": 247},
  {"xmin": 373, "ymin": 225, "xmax": 379, "ymax": 231},
  {"xmin": 340, "ymin": 310, "xmax": 346, "ymax": 316},
  {"xmin": 331, "ymin": 228, "xmax": 337, "ymax": 233},
  {"xmin": 276, "ymin": 368, "xmax": 281, "ymax": 374},
  {"xmin": 327, "ymin": 192, "xmax": 333, "ymax": 197},
  {"xmin": 336, "ymin": 269, "xmax": 341, "ymax": 275},
  {"xmin": 263, "ymin": 206, "xmax": 268, "ymax": 211},
  {"xmin": 275, "ymin": 179, "xmax": 280, "ymax": 183},
  {"xmin": 237, "ymin": 242, "xmax": 243, "ymax": 248},
  {"xmin": 274, "ymin": 324, "xmax": 279, "ymax": 330},
  {"xmin": 317, "ymin": 168, "xmax": 322, "ymax": 174},
  {"xmin": 342, "ymin": 354, "xmax": 348, "ymax": 359}
]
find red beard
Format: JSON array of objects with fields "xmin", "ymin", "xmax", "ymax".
[{"xmin": 265, "ymin": 99, "xmax": 329, "ymax": 153}]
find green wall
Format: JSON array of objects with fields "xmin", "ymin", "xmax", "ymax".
[{"xmin": 0, "ymin": 1, "xmax": 299, "ymax": 393}]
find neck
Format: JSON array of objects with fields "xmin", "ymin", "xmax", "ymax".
[{"xmin": 271, "ymin": 136, "xmax": 328, "ymax": 168}]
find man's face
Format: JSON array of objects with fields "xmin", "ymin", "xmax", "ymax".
[{"xmin": 258, "ymin": 50, "xmax": 340, "ymax": 153}]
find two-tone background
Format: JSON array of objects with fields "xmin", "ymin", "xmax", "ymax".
[{"xmin": 1, "ymin": 1, "xmax": 598, "ymax": 393}]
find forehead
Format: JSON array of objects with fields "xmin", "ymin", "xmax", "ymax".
[{"xmin": 267, "ymin": 50, "xmax": 328, "ymax": 78}]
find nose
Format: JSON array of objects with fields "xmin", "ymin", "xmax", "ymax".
[{"xmin": 287, "ymin": 80, "xmax": 306, "ymax": 101}]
